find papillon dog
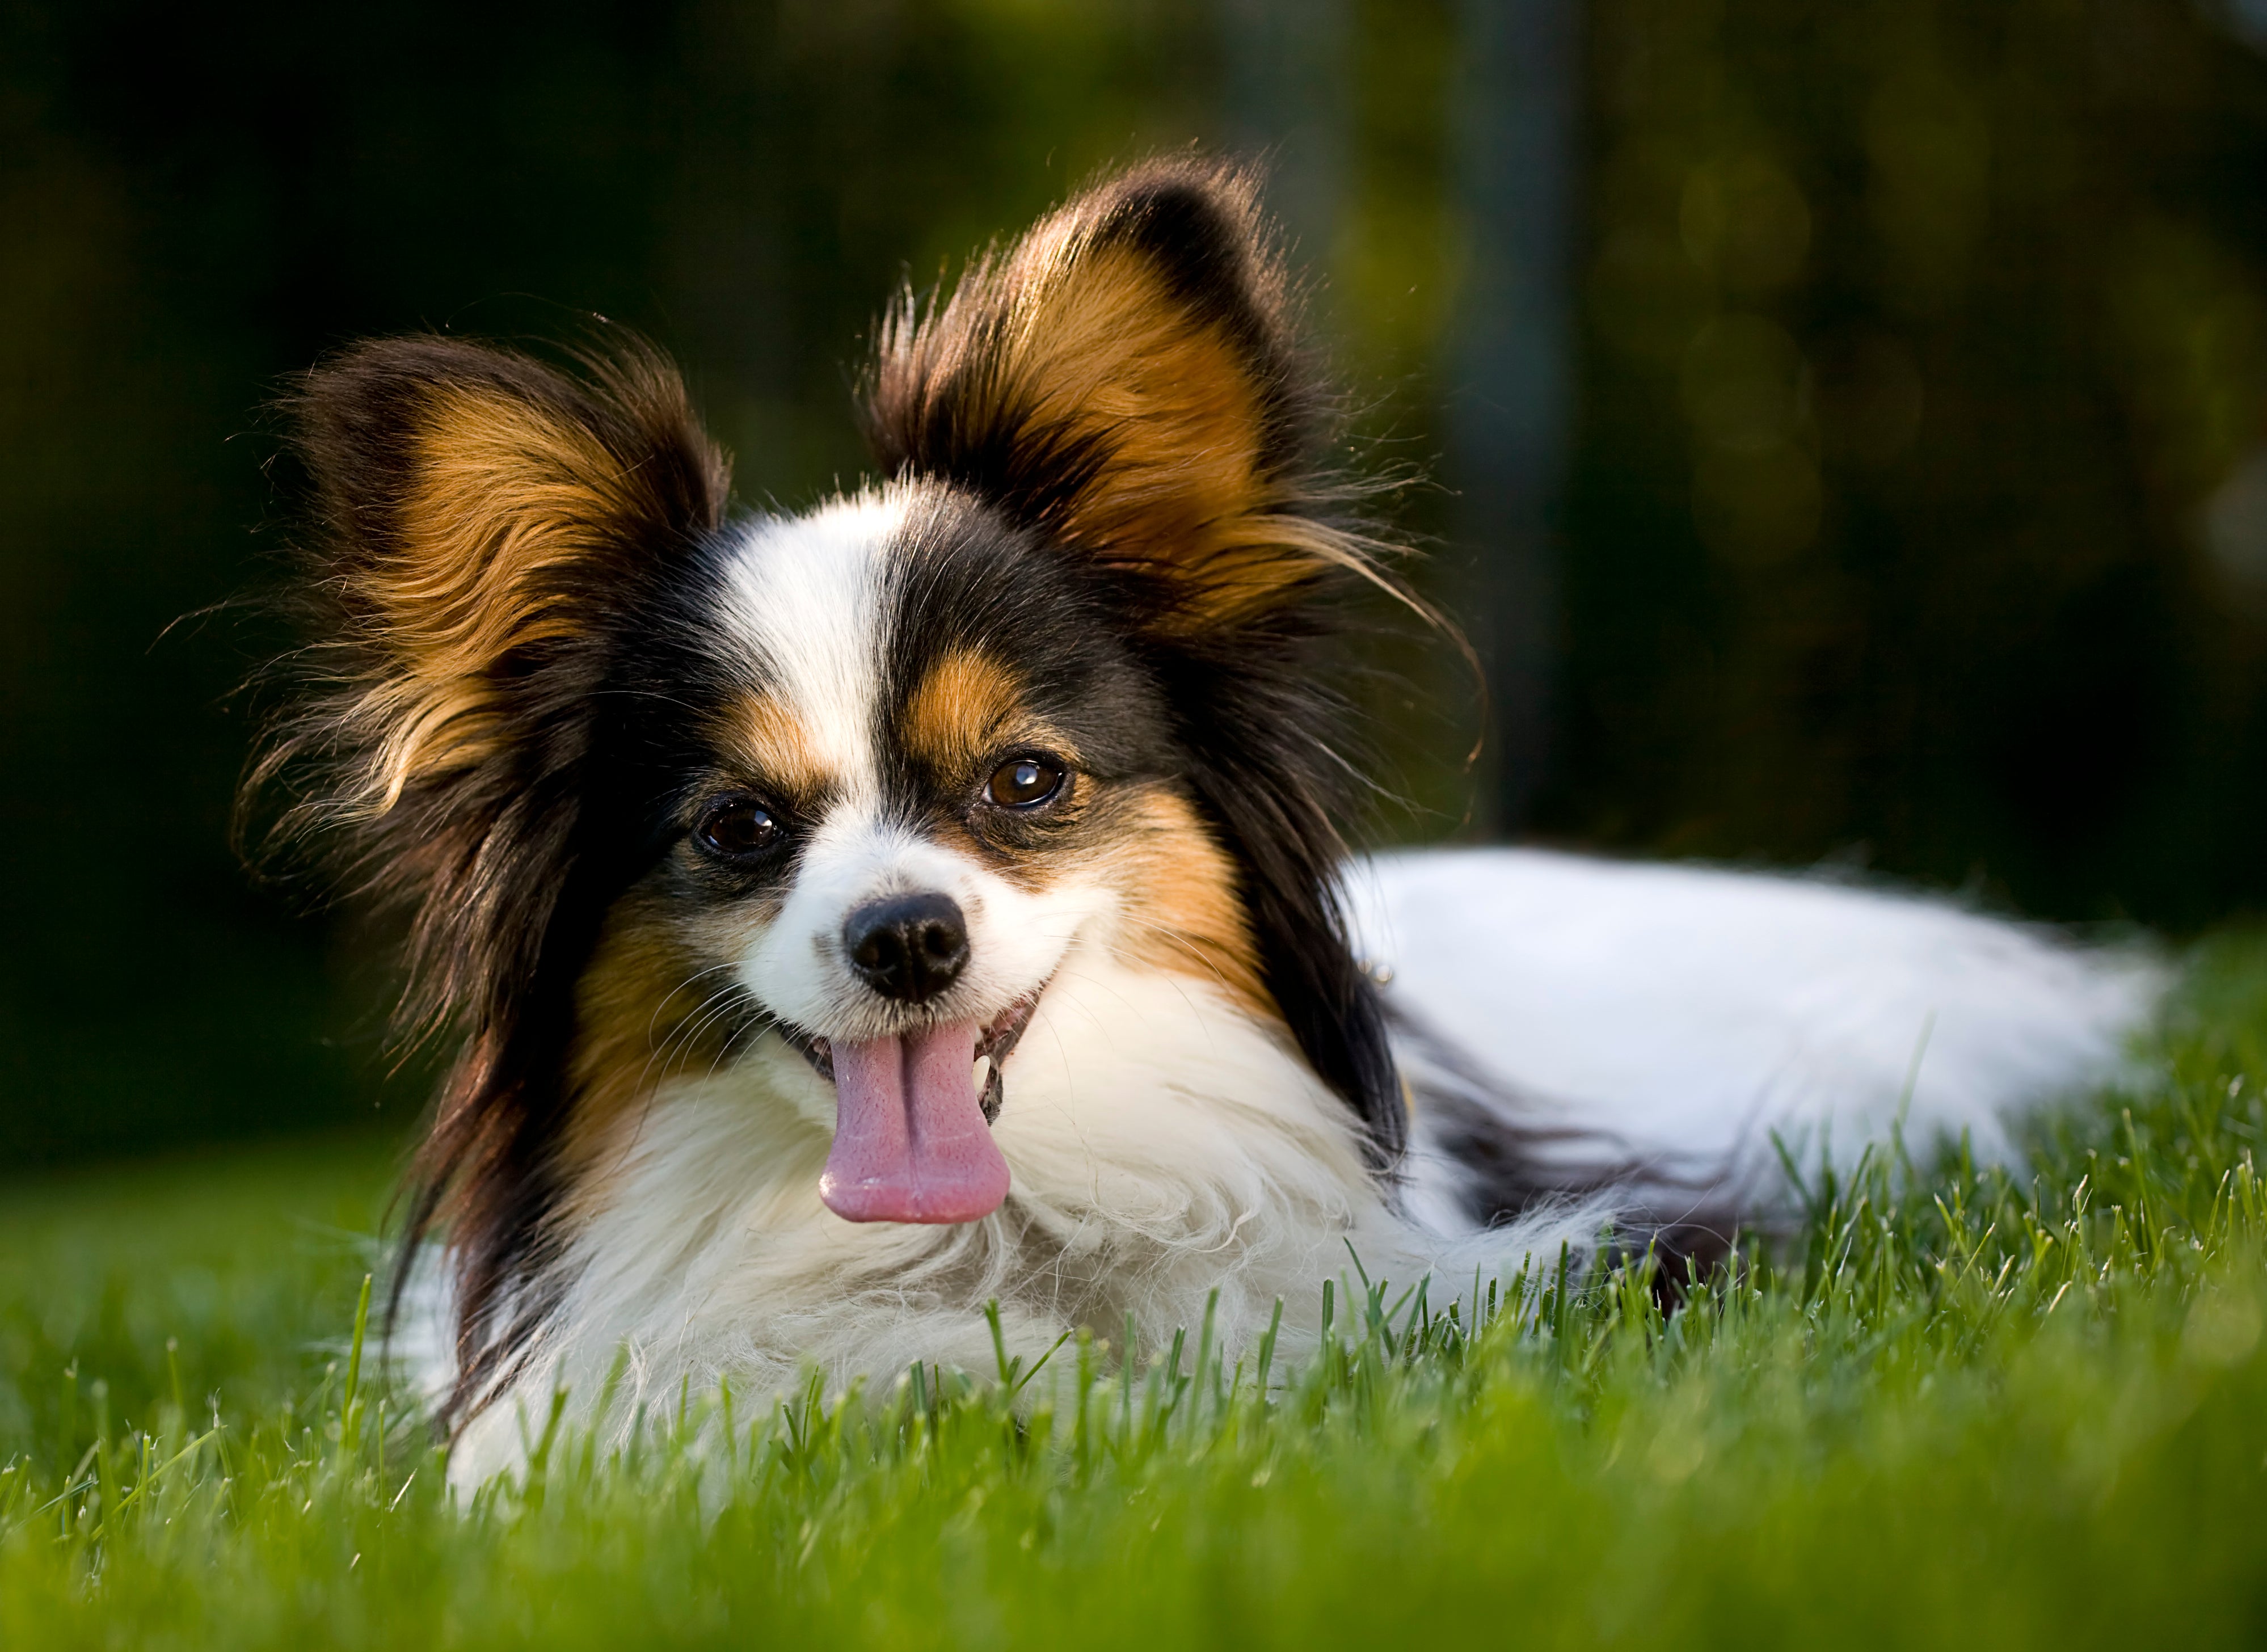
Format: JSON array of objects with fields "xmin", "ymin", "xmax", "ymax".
[{"xmin": 250, "ymin": 159, "xmax": 2158, "ymax": 1480}]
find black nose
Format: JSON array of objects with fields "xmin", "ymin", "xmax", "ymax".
[{"xmin": 843, "ymin": 892, "xmax": 970, "ymax": 1004}]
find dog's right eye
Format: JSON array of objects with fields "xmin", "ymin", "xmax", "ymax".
[
  {"xmin": 984, "ymin": 754, "xmax": 1066, "ymax": 810},
  {"xmin": 694, "ymin": 797, "xmax": 782, "ymax": 861}
]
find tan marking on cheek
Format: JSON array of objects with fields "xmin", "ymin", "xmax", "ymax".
[
  {"xmin": 903, "ymin": 648, "xmax": 1026, "ymax": 776},
  {"xmin": 1098, "ymin": 786, "xmax": 1275, "ymax": 1023},
  {"xmin": 559, "ymin": 893, "xmax": 772, "ymax": 1173},
  {"xmin": 722, "ymin": 693, "xmax": 829, "ymax": 798}
]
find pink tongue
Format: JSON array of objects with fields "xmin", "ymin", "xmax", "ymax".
[{"xmin": 819, "ymin": 1022, "xmax": 1011, "ymax": 1224}]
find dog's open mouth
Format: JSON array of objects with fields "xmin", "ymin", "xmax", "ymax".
[
  {"xmin": 787, "ymin": 987, "xmax": 1041, "ymax": 1125},
  {"xmin": 782, "ymin": 985, "xmax": 1046, "ymax": 1226}
]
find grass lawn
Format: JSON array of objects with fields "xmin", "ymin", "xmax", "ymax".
[{"xmin": 4, "ymin": 938, "xmax": 2266, "ymax": 1649}]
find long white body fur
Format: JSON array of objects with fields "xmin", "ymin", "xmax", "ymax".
[{"xmin": 1364, "ymin": 849, "xmax": 2165, "ymax": 1213}]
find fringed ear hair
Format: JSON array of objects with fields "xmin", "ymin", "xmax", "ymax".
[
  {"xmin": 258, "ymin": 334, "xmax": 727, "ymax": 1048},
  {"xmin": 864, "ymin": 157, "xmax": 1386, "ymax": 631},
  {"xmin": 867, "ymin": 160, "xmax": 1413, "ymax": 1166},
  {"xmin": 284, "ymin": 336, "xmax": 728, "ymax": 819},
  {"xmin": 250, "ymin": 334, "xmax": 728, "ymax": 1419}
]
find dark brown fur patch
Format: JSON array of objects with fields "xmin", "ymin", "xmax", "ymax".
[{"xmin": 903, "ymin": 648, "xmax": 1028, "ymax": 776}]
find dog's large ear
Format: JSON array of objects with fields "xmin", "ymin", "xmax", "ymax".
[
  {"xmin": 865, "ymin": 158, "xmax": 1357, "ymax": 628},
  {"xmin": 259, "ymin": 336, "xmax": 730, "ymax": 1409},
  {"xmin": 258, "ymin": 336, "xmax": 731, "ymax": 1415},
  {"xmin": 286, "ymin": 336, "xmax": 730, "ymax": 815},
  {"xmin": 870, "ymin": 162, "xmax": 1413, "ymax": 1168}
]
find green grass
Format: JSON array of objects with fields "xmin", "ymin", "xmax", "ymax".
[{"xmin": 6, "ymin": 942, "xmax": 2267, "ymax": 1649}]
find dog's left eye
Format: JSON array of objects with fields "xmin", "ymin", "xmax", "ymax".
[
  {"xmin": 694, "ymin": 797, "xmax": 782, "ymax": 860},
  {"xmin": 984, "ymin": 755, "xmax": 1065, "ymax": 809}
]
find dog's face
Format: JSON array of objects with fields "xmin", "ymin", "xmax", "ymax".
[
  {"xmin": 263, "ymin": 160, "xmax": 1408, "ymax": 1403},
  {"xmin": 690, "ymin": 491, "xmax": 1150, "ymax": 1069},
  {"xmin": 594, "ymin": 484, "xmax": 1259, "ymax": 1223}
]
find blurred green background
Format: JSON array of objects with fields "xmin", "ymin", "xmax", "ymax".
[{"xmin": 4, "ymin": 0, "xmax": 2266, "ymax": 1169}]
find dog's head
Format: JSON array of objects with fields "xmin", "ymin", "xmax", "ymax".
[{"xmin": 255, "ymin": 159, "xmax": 1411, "ymax": 1396}]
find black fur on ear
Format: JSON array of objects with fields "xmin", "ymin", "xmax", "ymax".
[
  {"xmin": 864, "ymin": 156, "xmax": 1368, "ymax": 630},
  {"xmin": 243, "ymin": 332, "xmax": 730, "ymax": 1423},
  {"xmin": 865, "ymin": 158, "xmax": 1432, "ymax": 1168}
]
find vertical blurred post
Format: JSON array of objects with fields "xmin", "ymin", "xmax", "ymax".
[
  {"xmin": 1219, "ymin": 0, "xmax": 1350, "ymax": 292},
  {"xmin": 1444, "ymin": 0, "xmax": 1579, "ymax": 833}
]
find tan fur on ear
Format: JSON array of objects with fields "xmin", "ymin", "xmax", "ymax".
[
  {"xmin": 250, "ymin": 334, "xmax": 730, "ymax": 1426},
  {"xmin": 866, "ymin": 159, "xmax": 1391, "ymax": 630},
  {"xmin": 360, "ymin": 387, "xmax": 644, "ymax": 803},
  {"xmin": 288, "ymin": 337, "xmax": 730, "ymax": 816}
]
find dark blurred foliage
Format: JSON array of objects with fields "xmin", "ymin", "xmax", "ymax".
[
  {"xmin": 2, "ymin": 0, "xmax": 2265, "ymax": 1166},
  {"xmin": 1553, "ymin": 0, "xmax": 2267, "ymax": 925}
]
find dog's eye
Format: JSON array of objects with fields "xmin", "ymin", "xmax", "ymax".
[
  {"xmin": 984, "ymin": 755, "xmax": 1065, "ymax": 810},
  {"xmin": 694, "ymin": 797, "xmax": 782, "ymax": 860}
]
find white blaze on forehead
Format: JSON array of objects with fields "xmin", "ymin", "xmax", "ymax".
[
  {"xmin": 716, "ymin": 488, "xmax": 1111, "ymax": 1041},
  {"xmin": 720, "ymin": 494, "xmax": 905, "ymax": 801}
]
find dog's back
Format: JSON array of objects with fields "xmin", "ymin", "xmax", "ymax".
[{"xmin": 1360, "ymin": 849, "xmax": 2161, "ymax": 1237}]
